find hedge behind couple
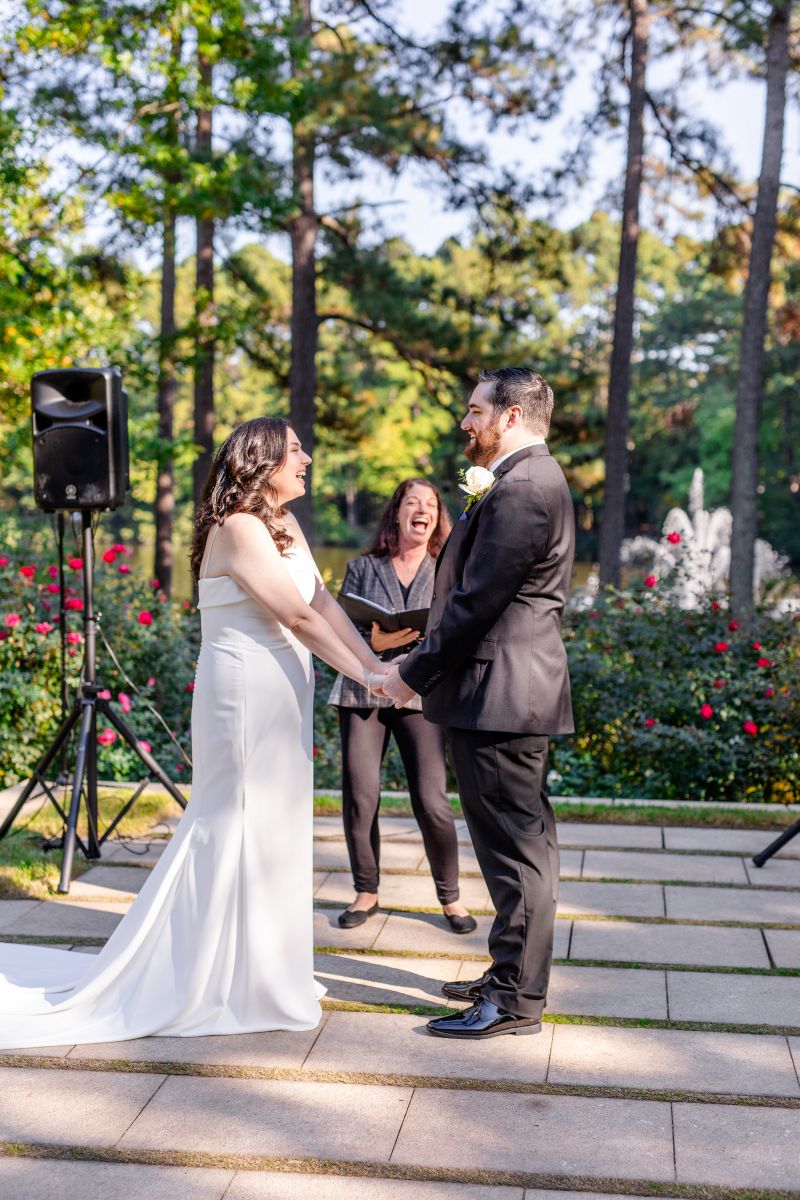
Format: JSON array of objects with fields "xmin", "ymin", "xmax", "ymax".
[{"xmin": 0, "ymin": 366, "xmax": 574, "ymax": 1048}]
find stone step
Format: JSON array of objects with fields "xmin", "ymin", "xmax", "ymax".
[{"xmin": 4, "ymin": 1064, "xmax": 800, "ymax": 1191}]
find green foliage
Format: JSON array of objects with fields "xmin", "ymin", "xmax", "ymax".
[{"xmin": 557, "ymin": 586, "xmax": 800, "ymax": 803}]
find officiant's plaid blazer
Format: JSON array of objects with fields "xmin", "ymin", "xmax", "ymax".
[{"xmin": 328, "ymin": 552, "xmax": 435, "ymax": 711}]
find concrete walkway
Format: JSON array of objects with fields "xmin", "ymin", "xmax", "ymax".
[{"xmin": 2, "ymin": 813, "xmax": 800, "ymax": 1198}]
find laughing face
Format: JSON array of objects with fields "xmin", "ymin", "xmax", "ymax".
[
  {"xmin": 270, "ymin": 427, "xmax": 312, "ymax": 505},
  {"xmin": 396, "ymin": 483, "xmax": 440, "ymax": 550},
  {"xmin": 461, "ymin": 382, "xmax": 504, "ymax": 467}
]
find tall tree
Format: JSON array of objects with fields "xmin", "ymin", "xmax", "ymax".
[
  {"xmin": 288, "ymin": 0, "xmax": 318, "ymax": 536},
  {"xmin": 598, "ymin": 0, "xmax": 651, "ymax": 587},
  {"xmin": 193, "ymin": 46, "xmax": 215, "ymax": 512},
  {"xmin": 729, "ymin": 1, "xmax": 791, "ymax": 614}
]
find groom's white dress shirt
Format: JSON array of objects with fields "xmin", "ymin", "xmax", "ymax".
[{"xmin": 489, "ymin": 438, "xmax": 546, "ymax": 474}]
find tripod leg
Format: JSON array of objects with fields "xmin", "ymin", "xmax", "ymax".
[
  {"xmin": 85, "ymin": 699, "xmax": 101, "ymax": 858},
  {"xmin": 752, "ymin": 818, "xmax": 800, "ymax": 868},
  {"xmin": 101, "ymin": 703, "xmax": 187, "ymax": 810},
  {"xmin": 0, "ymin": 704, "xmax": 82, "ymax": 840},
  {"xmin": 58, "ymin": 702, "xmax": 94, "ymax": 893}
]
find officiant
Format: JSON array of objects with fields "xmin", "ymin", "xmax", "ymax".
[{"xmin": 329, "ymin": 478, "xmax": 477, "ymax": 935}]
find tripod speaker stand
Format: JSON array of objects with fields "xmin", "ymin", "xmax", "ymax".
[{"xmin": 0, "ymin": 512, "xmax": 186, "ymax": 892}]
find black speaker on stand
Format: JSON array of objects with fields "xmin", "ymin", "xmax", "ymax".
[{"xmin": 0, "ymin": 368, "xmax": 186, "ymax": 893}]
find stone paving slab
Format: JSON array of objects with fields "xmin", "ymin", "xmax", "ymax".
[
  {"xmin": 68, "ymin": 1022, "xmax": 327, "ymax": 1069},
  {"xmin": 370, "ymin": 913, "xmax": 571, "ymax": 960},
  {"xmin": 314, "ymin": 953, "xmax": 465, "ymax": 1008},
  {"xmin": 314, "ymin": 909, "xmax": 389, "ymax": 950},
  {"xmin": 304, "ymin": 1011, "xmax": 554, "ymax": 1083},
  {"xmin": 120, "ymin": 1077, "xmax": 412, "ymax": 1162},
  {"xmin": 665, "ymin": 884, "xmax": 800, "ymax": 925},
  {"xmin": 66, "ymin": 865, "xmax": 150, "ymax": 899},
  {"xmin": 745, "ymin": 857, "xmax": 800, "ymax": 888},
  {"xmin": 556, "ymin": 823, "xmax": 663, "ymax": 849},
  {"xmin": 314, "ymin": 871, "xmax": 492, "ymax": 911},
  {"xmin": 764, "ymin": 928, "xmax": 800, "ymax": 968},
  {"xmin": 547, "ymin": 1024, "xmax": 800, "ymax": 1096},
  {"xmin": 0, "ymin": 1066, "xmax": 164, "ymax": 1147},
  {"xmin": 313, "ymin": 841, "xmax": 426, "ymax": 871},
  {"xmin": 0, "ymin": 1159, "xmax": 234, "ymax": 1200},
  {"xmin": 673, "ymin": 1100, "xmax": 800, "ymax": 1189},
  {"xmin": 569, "ymin": 919, "xmax": 770, "ymax": 968},
  {"xmin": 545, "ymin": 964, "xmax": 668, "ymax": 1019},
  {"xmin": 391, "ymin": 1090, "xmax": 675, "ymax": 1181},
  {"xmin": 99, "ymin": 839, "xmax": 168, "ymax": 866},
  {"xmin": 227, "ymin": 1175, "xmax": 524, "ymax": 1199},
  {"xmin": 3, "ymin": 899, "xmax": 128, "ymax": 938},
  {"xmin": 582, "ymin": 850, "xmax": 749, "ymax": 885},
  {"xmin": 557, "ymin": 881, "xmax": 664, "ymax": 918},
  {"xmin": 665, "ymin": 827, "xmax": 799, "ymax": 857},
  {"xmin": 0, "ymin": 900, "xmax": 40, "ymax": 931},
  {"xmin": 667, "ymin": 969, "xmax": 800, "ymax": 1027}
]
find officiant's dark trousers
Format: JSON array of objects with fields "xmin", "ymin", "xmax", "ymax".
[
  {"xmin": 338, "ymin": 707, "xmax": 460, "ymax": 904},
  {"xmin": 446, "ymin": 728, "xmax": 559, "ymax": 1019}
]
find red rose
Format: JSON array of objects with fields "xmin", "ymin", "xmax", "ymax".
[
  {"xmin": 67, "ymin": 557, "xmax": 83, "ymax": 570},
  {"xmin": 111, "ymin": 543, "xmax": 127, "ymax": 554},
  {"xmin": 0, "ymin": 630, "xmax": 8, "ymax": 640},
  {"xmin": 67, "ymin": 632, "xmax": 81, "ymax": 644},
  {"xmin": 48, "ymin": 565, "xmax": 59, "ymax": 578},
  {"xmin": 137, "ymin": 611, "xmax": 153, "ymax": 625},
  {"xmin": 151, "ymin": 579, "xmax": 160, "ymax": 589},
  {"xmin": 65, "ymin": 597, "xmax": 83, "ymax": 610},
  {"xmin": 46, "ymin": 582, "xmax": 59, "ymax": 593},
  {"xmin": 711, "ymin": 601, "xmax": 720, "ymax": 612},
  {"xmin": 19, "ymin": 564, "xmax": 36, "ymax": 579},
  {"xmin": 666, "ymin": 531, "xmax": 681, "ymax": 545},
  {"xmin": 728, "ymin": 620, "xmax": 739, "ymax": 631},
  {"xmin": 185, "ymin": 681, "xmax": 195, "ymax": 693},
  {"xmin": 118, "ymin": 564, "xmax": 131, "ymax": 574},
  {"xmin": 97, "ymin": 728, "xmax": 116, "ymax": 747},
  {"xmin": 713, "ymin": 679, "xmax": 726, "ymax": 688},
  {"xmin": 752, "ymin": 641, "xmax": 762, "ymax": 651},
  {"xmin": 764, "ymin": 688, "xmax": 774, "ymax": 698},
  {"xmin": 102, "ymin": 549, "xmax": 116, "ymax": 564},
  {"xmin": 742, "ymin": 720, "xmax": 759, "ymax": 737},
  {"xmin": 700, "ymin": 703, "xmax": 713, "ymax": 719},
  {"xmin": 644, "ymin": 717, "xmax": 656, "ymax": 727},
  {"xmin": 644, "ymin": 575, "xmax": 657, "ymax": 588},
  {"xmin": 0, "ymin": 556, "xmax": 8, "ymax": 567},
  {"xmin": 713, "ymin": 642, "xmax": 729, "ymax": 652},
  {"xmin": 757, "ymin": 657, "xmax": 771, "ymax": 668}
]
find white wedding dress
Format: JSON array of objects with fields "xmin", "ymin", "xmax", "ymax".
[{"xmin": 0, "ymin": 541, "xmax": 325, "ymax": 1047}]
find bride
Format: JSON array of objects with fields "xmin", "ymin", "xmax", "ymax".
[{"xmin": 0, "ymin": 417, "xmax": 388, "ymax": 1047}]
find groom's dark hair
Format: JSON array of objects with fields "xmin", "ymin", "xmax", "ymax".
[{"xmin": 479, "ymin": 367, "xmax": 554, "ymax": 436}]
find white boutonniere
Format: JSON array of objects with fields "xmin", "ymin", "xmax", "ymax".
[{"xmin": 458, "ymin": 465, "xmax": 495, "ymax": 511}]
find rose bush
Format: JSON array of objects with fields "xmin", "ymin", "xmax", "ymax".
[{"xmin": 0, "ymin": 542, "xmax": 198, "ymax": 788}]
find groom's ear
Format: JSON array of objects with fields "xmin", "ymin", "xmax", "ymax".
[{"xmin": 504, "ymin": 403, "xmax": 526, "ymax": 428}]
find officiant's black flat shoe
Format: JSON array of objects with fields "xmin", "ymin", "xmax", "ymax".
[
  {"xmin": 426, "ymin": 998, "xmax": 542, "ymax": 1039},
  {"xmin": 444, "ymin": 912, "xmax": 478, "ymax": 935},
  {"xmin": 441, "ymin": 973, "xmax": 487, "ymax": 1001},
  {"xmin": 338, "ymin": 902, "xmax": 379, "ymax": 929}
]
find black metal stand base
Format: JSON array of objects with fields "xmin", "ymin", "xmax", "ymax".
[
  {"xmin": 752, "ymin": 820, "xmax": 800, "ymax": 868},
  {"xmin": 0, "ymin": 683, "xmax": 186, "ymax": 892}
]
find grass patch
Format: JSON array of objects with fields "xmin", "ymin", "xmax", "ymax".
[{"xmin": 0, "ymin": 787, "xmax": 178, "ymax": 899}]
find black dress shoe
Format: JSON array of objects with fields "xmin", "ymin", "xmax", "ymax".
[
  {"xmin": 337, "ymin": 902, "xmax": 379, "ymax": 929},
  {"xmin": 444, "ymin": 912, "xmax": 478, "ymax": 935},
  {"xmin": 441, "ymin": 974, "xmax": 487, "ymax": 1001},
  {"xmin": 426, "ymin": 998, "xmax": 542, "ymax": 1039}
]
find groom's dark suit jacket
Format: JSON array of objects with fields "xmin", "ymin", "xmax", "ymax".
[{"xmin": 399, "ymin": 444, "xmax": 575, "ymax": 735}]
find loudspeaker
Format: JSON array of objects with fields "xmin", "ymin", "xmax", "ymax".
[{"xmin": 31, "ymin": 367, "xmax": 130, "ymax": 511}]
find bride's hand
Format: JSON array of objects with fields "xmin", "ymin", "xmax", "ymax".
[{"xmin": 365, "ymin": 667, "xmax": 389, "ymax": 696}]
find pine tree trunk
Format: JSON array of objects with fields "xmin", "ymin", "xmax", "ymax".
[
  {"xmin": 597, "ymin": 0, "xmax": 650, "ymax": 588},
  {"xmin": 730, "ymin": 2, "xmax": 789, "ymax": 616},
  {"xmin": 289, "ymin": 0, "xmax": 317, "ymax": 538},
  {"xmin": 193, "ymin": 56, "xmax": 215, "ymax": 512},
  {"xmin": 154, "ymin": 209, "xmax": 177, "ymax": 596}
]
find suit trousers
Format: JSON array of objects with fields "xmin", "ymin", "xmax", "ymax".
[
  {"xmin": 446, "ymin": 728, "xmax": 560, "ymax": 1018},
  {"xmin": 338, "ymin": 706, "xmax": 460, "ymax": 904}
]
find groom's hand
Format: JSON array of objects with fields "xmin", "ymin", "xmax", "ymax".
[{"xmin": 381, "ymin": 663, "xmax": 417, "ymax": 708}]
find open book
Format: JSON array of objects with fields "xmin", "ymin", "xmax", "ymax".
[{"xmin": 340, "ymin": 592, "xmax": 429, "ymax": 634}]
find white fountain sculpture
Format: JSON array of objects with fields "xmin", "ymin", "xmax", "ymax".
[{"xmin": 619, "ymin": 468, "xmax": 788, "ymax": 609}]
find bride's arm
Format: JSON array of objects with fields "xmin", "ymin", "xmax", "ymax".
[
  {"xmin": 282, "ymin": 514, "xmax": 383, "ymax": 675},
  {"xmin": 219, "ymin": 514, "xmax": 383, "ymax": 687}
]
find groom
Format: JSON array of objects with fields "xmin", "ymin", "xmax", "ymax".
[{"xmin": 381, "ymin": 367, "xmax": 575, "ymax": 1039}]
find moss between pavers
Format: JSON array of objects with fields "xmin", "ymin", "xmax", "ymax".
[{"xmin": 3, "ymin": 1142, "xmax": 800, "ymax": 1199}]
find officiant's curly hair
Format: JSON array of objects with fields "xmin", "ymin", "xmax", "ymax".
[
  {"xmin": 365, "ymin": 479, "xmax": 452, "ymax": 560},
  {"xmin": 191, "ymin": 417, "xmax": 293, "ymax": 580}
]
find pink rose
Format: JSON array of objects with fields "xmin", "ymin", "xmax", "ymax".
[
  {"xmin": 137, "ymin": 611, "xmax": 153, "ymax": 626},
  {"xmin": 34, "ymin": 622, "xmax": 54, "ymax": 635},
  {"xmin": 4, "ymin": 613, "xmax": 21, "ymax": 627},
  {"xmin": 48, "ymin": 565, "xmax": 59, "ymax": 578},
  {"xmin": 46, "ymin": 582, "xmax": 60, "ymax": 593},
  {"xmin": 68, "ymin": 557, "xmax": 83, "ymax": 570},
  {"xmin": 97, "ymin": 689, "xmax": 112, "ymax": 700},
  {"xmin": 0, "ymin": 556, "xmax": 8, "ymax": 567},
  {"xmin": 118, "ymin": 564, "xmax": 131, "ymax": 574},
  {"xmin": 138, "ymin": 739, "xmax": 152, "ymax": 753},
  {"xmin": 102, "ymin": 549, "xmax": 116, "ymax": 564},
  {"xmin": 700, "ymin": 704, "xmax": 713, "ymax": 719},
  {"xmin": 666, "ymin": 531, "xmax": 681, "ymax": 545},
  {"xmin": 118, "ymin": 692, "xmax": 132, "ymax": 713},
  {"xmin": 644, "ymin": 575, "xmax": 657, "ymax": 588},
  {"xmin": 97, "ymin": 728, "xmax": 116, "ymax": 747},
  {"xmin": 67, "ymin": 631, "xmax": 82, "ymax": 644},
  {"xmin": 147, "ymin": 676, "xmax": 156, "ymax": 686},
  {"xmin": 742, "ymin": 720, "xmax": 758, "ymax": 737}
]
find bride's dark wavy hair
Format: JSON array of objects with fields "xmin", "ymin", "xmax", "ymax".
[{"xmin": 190, "ymin": 417, "xmax": 293, "ymax": 581}]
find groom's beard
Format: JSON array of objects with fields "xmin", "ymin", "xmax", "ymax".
[{"xmin": 464, "ymin": 420, "xmax": 503, "ymax": 467}]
